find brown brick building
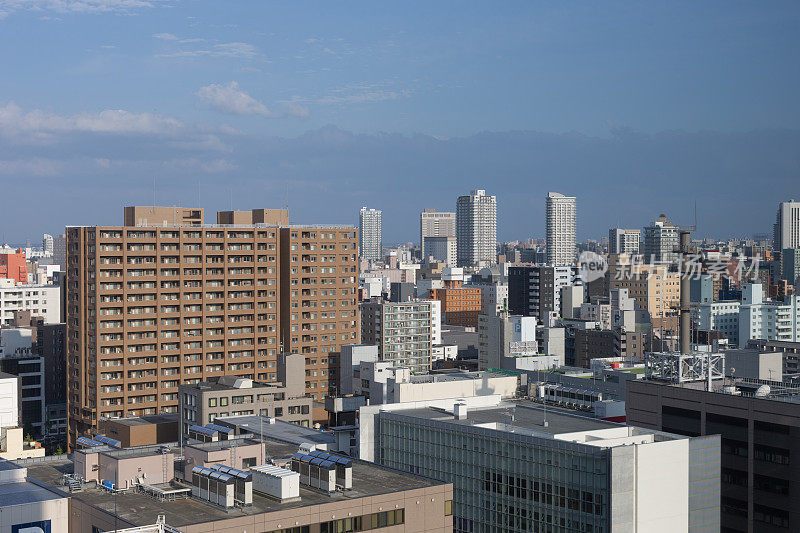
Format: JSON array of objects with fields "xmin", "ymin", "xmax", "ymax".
[
  {"xmin": 66, "ymin": 207, "xmax": 357, "ymax": 448},
  {"xmin": 430, "ymin": 286, "xmax": 481, "ymax": 327}
]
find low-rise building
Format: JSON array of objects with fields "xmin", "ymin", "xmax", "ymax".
[
  {"xmin": 478, "ymin": 313, "xmax": 563, "ymax": 372},
  {"xmin": 739, "ymin": 283, "xmax": 799, "ymax": 347},
  {"xmin": 99, "ymin": 414, "xmax": 179, "ymax": 448},
  {"xmin": 179, "ymin": 353, "xmax": 312, "ymax": 433},
  {"xmin": 695, "ymin": 300, "xmax": 740, "ymax": 345},
  {"xmin": 26, "ymin": 435, "xmax": 453, "ymax": 533},
  {"xmin": 0, "ymin": 278, "xmax": 61, "ymax": 325},
  {"xmin": 0, "ymin": 459, "xmax": 69, "ymax": 532}
]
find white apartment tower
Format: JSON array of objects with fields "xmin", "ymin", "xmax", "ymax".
[
  {"xmin": 774, "ymin": 200, "xmax": 800, "ymax": 252},
  {"xmin": 609, "ymin": 228, "xmax": 640, "ymax": 255},
  {"xmin": 359, "ymin": 207, "xmax": 382, "ymax": 262},
  {"xmin": 456, "ymin": 190, "xmax": 497, "ymax": 267},
  {"xmin": 545, "ymin": 192, "xmax": 576, "ymax": 266},
  {"xmin": 420, "ymin": 209, "xmax": 456, "ymax": 261}
]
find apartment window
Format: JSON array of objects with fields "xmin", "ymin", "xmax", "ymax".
[{"xmin": 209, "ymin": 398, "xmax": 217, "ymax": 408}]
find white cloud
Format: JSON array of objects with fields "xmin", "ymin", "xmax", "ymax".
[
  {"xmin": 196, "ymin": 82, "xmax": 275, "ymax": 117},
  {"xmin": 156, "ymin": 42, "xmax": 258, "ymax": 59},
  {"xmin": 0, "ymin": 102, "xmax": 183, "ymax": 138},
  {"xmin": 153, "ymin": 32, "xmax": 178, "ymax": 40},
  {"xmin": 0, "ymin": 0, "xmax": 165, "ymax": 18}
]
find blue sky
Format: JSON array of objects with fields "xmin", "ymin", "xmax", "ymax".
[{"xmin": 1, "ymin": 1, "xmax": 799, "ymax": 244}]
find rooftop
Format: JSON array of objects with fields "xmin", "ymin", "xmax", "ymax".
[
  {"xmin": 383, "ymin": 400, "xmax": 687, "ymax": 446},
  {"xmin": 182, "ymin": 379, "xmax": 290, "ymax": 393},
  {"xmin": 407, "ymin": 371, "xmax": 514, "ymax": 384},
  {"xmin": 215, "ymin": 416, "xmax": 335, "ymax": 447},
  {"xmin": 24, "ymin": 439, "xmax": 441, "ymax": 528},
  {"xmin": 107, "ymin": 414, "xmax": 178, "ymax": 427},
  {"xmin": 0, "ymin": 478, "xmax": 65, "ymax": 506}
]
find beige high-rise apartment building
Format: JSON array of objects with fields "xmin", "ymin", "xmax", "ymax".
[
  {"xmin": 279, "ymin": 226, "xmax": 359, "ymax": 399},
  {"xmin": 66, "ymin": 207, "xmax": 357, "ymax": 448},
  {"xmin": 608, "ymin": 256, "xmax": 680, "ymax": 319}
]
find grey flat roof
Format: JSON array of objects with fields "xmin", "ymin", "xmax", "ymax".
[
  {"xmin": 108, "ymin": 414, "xmax": 178, "ymax": 427},
  {"xmin": 24, "ymin": 445, "xmax": 442, "ymax": 528},
  {"xmin": 216, "ymin": 415, "xmax": 335, "ymax": 446},
  {"xmin": 187, "ymin": 437, "xmax": 262, "ymax": 452},
  {"xmin": 182, "ymin": 381, "xmax": 289, "ymax": 393},
  {"xmin": 0, "ymin": 480, "xmax": 64, "ymax": 506},
  {"xmin": 408, "ymin": 371, "xmax": 512, "ymax": 384},
  {"xmin": 384, "ymin": 400, "xmax": 621, "ymax": 436},
  {"xmin": 103, "ymin": 444, "xmax": 175, "ymax": 459}
]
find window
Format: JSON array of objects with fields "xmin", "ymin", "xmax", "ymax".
[
  {"xmin": 445, "ymin": 499, "xmax": 453, "ymax": 516},
  {"xmin": 220, "ymin": 397, "xmax": 229, "ymax": 406},
  {"xmin": 209, "ymin": 398, "xmax": 217, "ymax": 408}
]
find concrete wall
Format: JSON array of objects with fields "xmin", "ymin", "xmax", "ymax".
[
  {"xmin": 184, "ymin": 442, "xmax": 265, "ymax": 471},
  {"xmin": 0, "ymin": 374, "xmax": 18, "ymax": 428},
  {"xmin": 390, "ymin": 375, "xmax": 518, "ymax": 403},
  {"xmin": 99, "ymin": 453, "xmax": 175, "ymax": 489},
  {"xmin": 359, "ymin": 395, "xmax": 502, "ymax": 461}
]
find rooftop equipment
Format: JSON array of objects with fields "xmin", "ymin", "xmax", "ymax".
[
  {"xmin": 209, "ymin": 464, "xmax": 253, "ymax": 505},
  {"xmin": 190, "ymin": 466, "xmax": 235, "ymax": 508},
  {"xmin": 250, "ymin": 464, "xmax": 300, "ymax": 501}
]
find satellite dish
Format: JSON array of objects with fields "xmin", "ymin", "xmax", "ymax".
[{"xmin": 755, "ymin": 385, "xmax": 771, "ymax": 397}]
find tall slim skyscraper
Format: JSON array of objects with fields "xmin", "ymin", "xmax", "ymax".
[
  {"xmin": 545, "ymin": 192, "xmax": 576, "ymax": 266},
  {"xmin": 774, "ymin": 200, "xmax": 800, "ymax": 251},
  {"xmin": 609, "ymin": 228, "xmax": 640, "ymax": 255},
  {"xmin": 420, "ymin": 209, "xmax": 456, "ymax": 261},
  {"xmin": 359, "ymin": 207, "xmax": 382, "ymax": 261},
  {"xmin": 456, "ymin": 190, "xmax": 497, "ymax": 267}
]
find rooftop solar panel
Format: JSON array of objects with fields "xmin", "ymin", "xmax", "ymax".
[
  {"xmin": 205, "ymin": 423, "xmax": 233, "ymax": 434},
  {"xmin": 189, "ymin": 424, "xmax": 216, "ymax": 436}
]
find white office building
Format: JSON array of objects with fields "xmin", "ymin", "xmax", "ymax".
[
  {"xmin": 609, "ymin": 228, "xmax": 641, "ymax": 255},
  {"xmin": 456, "ymin": 189, "xmax": 497, "ymax": 267},
  {"xmin": 359, "ymin": 206, "xmax": 382, "ymax": 261},
  {"xmin": 696, "ymin": 301, "xmax": 741, "ymax": 345},
  {"xmin": 42, "ymin": 234, "xmax": 54, "ymax": 256},
  {"xmin": 478, "ymin": 314, "xmax": 562, "ymax": 372},
  {"xmin": 738, "ymin": 283, "xmax": 800, "ymax": 347},
  {"xmin": 545, "ymin": 192, "xmax": 576, "ymax": 266},
  {"xmin": 421, "ymin": 209, "xmax": 456, "ymax": 260},
  {"xmin": 0, "ymin": 279, "xmax": 62, "ymax": 325},
  {"xmin": 360, "ymin": 396, "xmax": 720, "ymax": 533}
]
